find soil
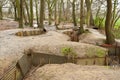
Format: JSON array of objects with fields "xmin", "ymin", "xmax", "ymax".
[
  {"xmin": 79, "ymin": 28, "xmax": 106, "ymax": 45},
  {"xmin": 0, "ymin": 20, "xmax": 18, "ymax": 30},
  {"xmin": 24, "ymin": 63, "xmax": 120, "ymax": 80},
  {"xmin": 0, "ymin": 20, "xmax": 120, "ymax": 79},
  {"xmin": 0, "ymin": 28, "xmax": 107, "ymax": 76}
]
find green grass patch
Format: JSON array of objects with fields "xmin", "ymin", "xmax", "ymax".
[
  {"xmin": 61, "ymin": 46, "xmax": 77, "ymax": 58},
  {"xmin": 114, "ymin": 19, "xmax": 120, "ymax": 29},
  {"xmin": 94, "ymin": 18, "xmax": 120, "ymax": 29},
  {"xmin": 94, "ymin": 17, "xmax": 105, "ymax": 29},
  {"xmin": 114, "ymin": 29, "xmax": 120, "ymax": 39},
  {"xmin": 86, "ymin": 47, "xmax": 107, "ymax": 58}
]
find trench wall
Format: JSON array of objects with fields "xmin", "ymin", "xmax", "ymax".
[{"xmin": 0, "ymin": 52, "xmax": 108, "ymax": 80}]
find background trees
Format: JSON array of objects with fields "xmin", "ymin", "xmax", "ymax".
[
  {"xmin": 0, "ymin": 0, "xmax": 8, "ymax": 19},
  {"xmin": 1, "ymin": 0, "xmax": 120, "ymax": 44}
]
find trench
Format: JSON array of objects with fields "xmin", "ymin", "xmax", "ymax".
[
  {"xmin": 1, "ymin": 30, "xmax": 120, "ymax": 80},
  {"xmin": 0, "ymin": 49, "xmax": 109, "ymax": 80}
]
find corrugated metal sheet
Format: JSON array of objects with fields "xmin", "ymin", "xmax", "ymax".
[{"xmin": 0, "ymin": 53, "xmax": 108, "ymax": 80}]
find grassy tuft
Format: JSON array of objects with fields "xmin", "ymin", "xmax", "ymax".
[{"xmin": 86, "ymin": 47, "xmax": 107, "ymax": 58}]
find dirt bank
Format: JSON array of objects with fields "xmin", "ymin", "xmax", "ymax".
[
  {"xmin": 24, "ymin": 63, "xmax": 120, "ymax": 80},
  {"xmin": 0, "ymin": 29, "xmax": 107, "ymax": 76}
]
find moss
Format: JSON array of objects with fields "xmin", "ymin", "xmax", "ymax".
[
  {"xmin": 114, "ymin": 29, "xmax": 120, "ymax": 39},
  {"xmin": 61, "ymin": 46, "xmax": 77, "ymax": 58},
  {"xmin": 86, "ymin": 47, "xmax": 107, "ymax": 58}
]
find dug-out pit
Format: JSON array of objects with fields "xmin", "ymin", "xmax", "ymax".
[{"xmin": 0, "ymin": 49, "xmax": 109, "ymax": 80}]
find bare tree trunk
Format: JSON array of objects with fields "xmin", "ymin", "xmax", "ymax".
[
  {"xmin": 111, "ymin": 0, "xmax": 118, "ymax": 28},
  {"xmin": 19, "ymin": 0, "xmax": 23, "ymax": 28},
  {"xmin": 85, "ymin": 0, "xmax": 94, "ymax": 26},
  {"xmin": 79, "ymin": 0, "xmax": 84, "ymax": 34},
  {"xmin": 47, "ymin": 0, "xmax": 51, "ymax": 25},
  {"xmin": 65, "ymin": 0, "xmax": 69, "ymax": 21},
  {"xmin": 105, "ymin": 0, "xmax": 115, "ymax": 44},
  {"xmin": 35, "ymin": 0, "xmax": 39, "ymax": 27},
  {"xmin": 24, "ymin": 0, "xmax": 30, "ymax": 25},
  {"xmin": 48, "ymin": 8, "xmax": 52, "ymax": 25},
  {"xmin": 54, "ymin": 0, "xmax": 57, "ymax": 26},
  {"xmin": 90, "ymin": 13, "xmax": 94, "ymax": 25},
  {"xmin": 23, "ymin": 7, "xmax": 28, "ymax": 25},
  {"xmin": 16, "ymin": 0, "xmax": 20, "ymax": 20},
  {"xmin": 14, "ymin": 6, "xmax": 17, "ymax": 21},
  {"xmin": 85, "ymin": 0, "xmax": 90, "ymax": 27},
  {"xmin": 96, "ymin": 6, "xmax": 101, "ymax": 18},
  {"xmin": 58, "ymin": 0, "xmax": 62, "ymax": 24},
  {"xmin": 39, "ymin": 0, "xmax": 45, "ymax": 28},
  {"xmin": 12, "ymin": 1, "xmax": 18, "ymax": 21},
  {"xmin": 0, "ymin": 6, "xmax": 3, "ymax": 20},
  {"xmin": 72, "ymin": 0, "xmax": 77, "ymax": 26},
  {"xmin": 47, "ymin": 0, "xmax": 56, "ymax": 25},
  {"xmin": 30, "ymin": 0, "xmax": 33, "ymax": 27},
  {"xmin": 62, "ymin": 1, "xmax": 65, "ymax": 22}
]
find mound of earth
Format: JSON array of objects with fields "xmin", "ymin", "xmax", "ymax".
[
  {"xmin": 0, "ymin": 20, "xmax": 18, "ymax": 30},
  {"xmin": 59, "ymin": 28, "xmax": 106, "ymax": 46},
  {"xmin": 33, "ymin": 41, "xmax": 107, "ymax": 58},
  {"xmin": 79, "ymin": 29, "xmax": 106, "ymax": 45},
  {"xmin": 24, "ymin": 63, "xmax": 120, "ymax": 80},
  {"xmin": 58, "ymin": 23, "xmax": 74, "ymax": 29},
  {"xmin": 0, "ymin": 29, "xmax": 107, "ymax": 76}
]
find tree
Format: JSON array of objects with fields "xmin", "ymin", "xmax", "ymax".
[
  {"xmin": 54, "ymin": 0, "xmax": 58, "ymax": 26},
  {"xmin": 16, "ymin": 0, "xmax": 23, "ymax": 28},
  {"xmin": 94, "ymin": 0, "xmax": 106, "ymax": 29},
  {"xmin": 10, "ymin": 0, "xmax": 18, "ymax": 21},
  {"xmin": 0, "ymin": 4, "xmax": 3, "ymax": 20},
  {"xmin": 24, "ymin": 0, "xmax": 30, "ymax": 25},
  {"xmin": 71, "ymin": 0, "xmax": 77, "ymax": 26},
  {"xmin": 35, "ymin": 0, "xmax": 39, "ymax": 27},
  {"xmin": 0, "ymin": 0, "xmax": 8, "ymax": 20},
  {"xmin": 46, "ymin": 0, "xmax": 56, "ymax": 25},
  {"xmin": 30, "ymin": 0, "xmax": 33, "ymax": 27},
  {"xmin": 85, "ymin": 0, "xmax": 94, "ymax": 27},
  {"xmin": 39, "ymin": 0, "xmax": 45, "ymax": 28},
  {"xmin": 19, "ymin": 0, "xmax": 23, "ymax": 28},
  {"xmin": 16, "ymin": 0, "xmax": 20, "ymax": 20},
  {"xmin": 58, "ymin": 0, "xmax": 62, "ymax": 24},
  {"xmin": 111, "ymin": 0, "xmax": 120, "ymax": 28},
  {"xmin": 79, "ymin": 0, "xmax": 84, "ymax": 34},
  {"xmin": 105, "ymin": 0, "xmax": 115, "ymax": 44},
  {"xmin": 65, "ymin": 0, "xmax": 70, "ymax": 21},
  {"xmin": 23, "ymin": 5, "xmax": 28, "ymax": 25}
]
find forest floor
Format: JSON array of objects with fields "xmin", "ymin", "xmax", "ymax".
[{"xmin": 0, "ymin": 20, "xmax": 120, "ymax": 80}]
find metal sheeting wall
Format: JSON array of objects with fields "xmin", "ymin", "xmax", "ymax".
[
  {"xmin": 31, "ymin": 53, "xmax": 69, "ymax": 66},
  {"xmin": 0, "ymin": 52, "xmax": 107, "ymax": 80},
  {"xmin": 108, "ymin": 47, "xmax": 120, "ymax": 65},
  {"xmin": 0, "ymin": 54, "xmax": 31, "ymax": 80}
]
